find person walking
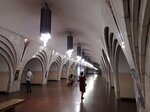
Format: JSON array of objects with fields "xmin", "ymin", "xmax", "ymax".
[
  {"xmin": 79, "ymin": 72, "xmax": 86, "ymax": 100},
  {"xmin": 26, "ymin": 69, "xmax": 33, "ymax": 93}
]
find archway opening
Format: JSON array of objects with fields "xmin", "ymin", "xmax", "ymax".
[
  {"xmin": 48, "ymin": 62, "xmax": 59, "ymax": 80},
  {"xmin": 21, "ymin": 58, "xmax": 43, "ymax": 85},
  {"xmin": 61, "ymin": 64, "xmax": 67, "ymax": 79},
  {"xmin": 118, "ymin": 48, "xmax": 135, "ymax": 99},
  {"xmin": 0, "ymin": 55, "xmax": 10, "ymax": 93},
  {"xmin": 104, "ymin": 27, "xmax": 109, "ymax": 53},
  {"xmin": 102, "ymin": 49, "xmax": 112, "ymax": 86}
]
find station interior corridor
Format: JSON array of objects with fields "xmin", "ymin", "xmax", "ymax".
[
  {"xmin": 0, "ymin": 0, "xmax": 150, "ymax": 112},
  {"xmin": 0, "ymin": 75, "xmax": 136, "ymax": 112}
]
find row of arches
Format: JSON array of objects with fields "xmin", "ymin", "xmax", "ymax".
[
  {"xmin": 0, "ymin": 35, "xmax": 17, "ymax": 92},
  {"xmin": 0, "ymin": 56, "xmax": 78, "ymax": 92},
  {"xmin": 102, "ymin": 27, "xmax": 135, "ymax": 99},
  {"xmin": 0, "ymin": 34, "xmax": 79, "ymax": 93},
  {"xmin": 101, "ymin": 0, "xmax": 150, "ymax": 109}
]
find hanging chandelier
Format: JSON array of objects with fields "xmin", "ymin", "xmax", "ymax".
[{"xmin": 40, "ymin": 3, "xmax": 52, "ymax": 46}]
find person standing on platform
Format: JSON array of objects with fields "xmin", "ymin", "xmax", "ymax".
[
  {"xmin": 26, "ymin": 69, "xmax": 33, "ymax": 93},
  {"xmin": 68, "ymin": 74, "xmax": 74, "ymax": 86},
  {"xmin": 79, "ymin": 72, "xmax": 86, "ymax": 100}
]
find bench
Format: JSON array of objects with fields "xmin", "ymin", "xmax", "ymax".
[{"xmin": 0, "ymin": 99, "xmax": 25, "ymax": 112}]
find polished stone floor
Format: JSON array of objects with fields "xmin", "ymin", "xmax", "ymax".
[{"xmin": 0, "ymin": 75, "xmax": 136, "ymax": 112}]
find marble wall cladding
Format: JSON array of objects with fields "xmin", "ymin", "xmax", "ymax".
[
  {"xmin": 145, "ymin": 75, "xmax": 150, "ymax": 112},
  {"xmin": 119, "ymin": 73, "xmax": 135, "ymax": 98},
  {"xmin": 0, "ymin": 72, "xmax": 9, "ymax": 92},
  {"xmin": 48, "ymin": 71, "xmax": 58, "ymax": 80}
]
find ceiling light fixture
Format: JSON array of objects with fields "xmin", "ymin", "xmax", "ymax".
[
  {"xmin": 76, "ymin": 45, "xmax": 81, "ymax": 59},
  {"xmin": 82, "ymin": 51, "xmax": 85, "ymax": 59},
  {"xmin": 40, "ymin": 3, "xmax": 52, "ymax": 46},
  {"xmin": 66, "ymin": 32, "xmax": 73, "ymax": 58},
  {"xmin": 20, "ymin": 38, "xmax": 30, "ymax": 62},
  {"xmin": 55, "ymin": 52, "xmax": 59, "ymax": 55},
  {"xmin": 120, "ymin": 41, "xmax": 125, "ymax": 49}
]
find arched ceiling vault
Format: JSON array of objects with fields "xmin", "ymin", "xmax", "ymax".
[{"xmin": 0, "ymin": 0, "xmax": 130, "ymax": 66}]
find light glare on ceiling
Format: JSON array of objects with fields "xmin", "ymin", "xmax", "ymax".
[
  {"xmin": 76, "ymin": 56, "xmax": 81, "ymax": 61},
  {"xmin": 121, "ymin": 41, "xmax": 125, "ymax": 49},
  {"xmin": 66, "ymin": 49, "xmax": 73, "ymax": 58},
  {"xmin": 24, "ymin": 38, "xmax": 28, "ymax": 42}
]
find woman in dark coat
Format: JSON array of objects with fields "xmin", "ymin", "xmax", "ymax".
[{"xmin": 79, "ymin": 72, "xmax": 86, "ymax": 100}]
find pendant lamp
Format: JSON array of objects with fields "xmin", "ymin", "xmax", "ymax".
[
  {"xmin": 66, "ymin": 33, "xmax": 73, "ymax": 57},
  {"xmin": 40, "ymin": 3, "xmax": 52, "ymax": 46}
]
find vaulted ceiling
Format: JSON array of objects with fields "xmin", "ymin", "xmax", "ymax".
[{"xmin": 0, "ymin": 0, "xmax": 130, "ymax": 66}]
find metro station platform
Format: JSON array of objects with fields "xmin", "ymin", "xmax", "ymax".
[{"xmin": 0, "ymin": 75, "xmax": 136, "ymax": 112}]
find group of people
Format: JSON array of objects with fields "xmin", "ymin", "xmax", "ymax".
[{"xmin": 26, "ymin": 69, "xmax": 87, "ymax": 101}]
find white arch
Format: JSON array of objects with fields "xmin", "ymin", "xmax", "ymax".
[
  {"xmin": 19, "ymin": 57, "xmax": 44, "ymax": 87},
  {"xmin": 48, "ymin": 62, "xmax": 59, "ymax": 81}
]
